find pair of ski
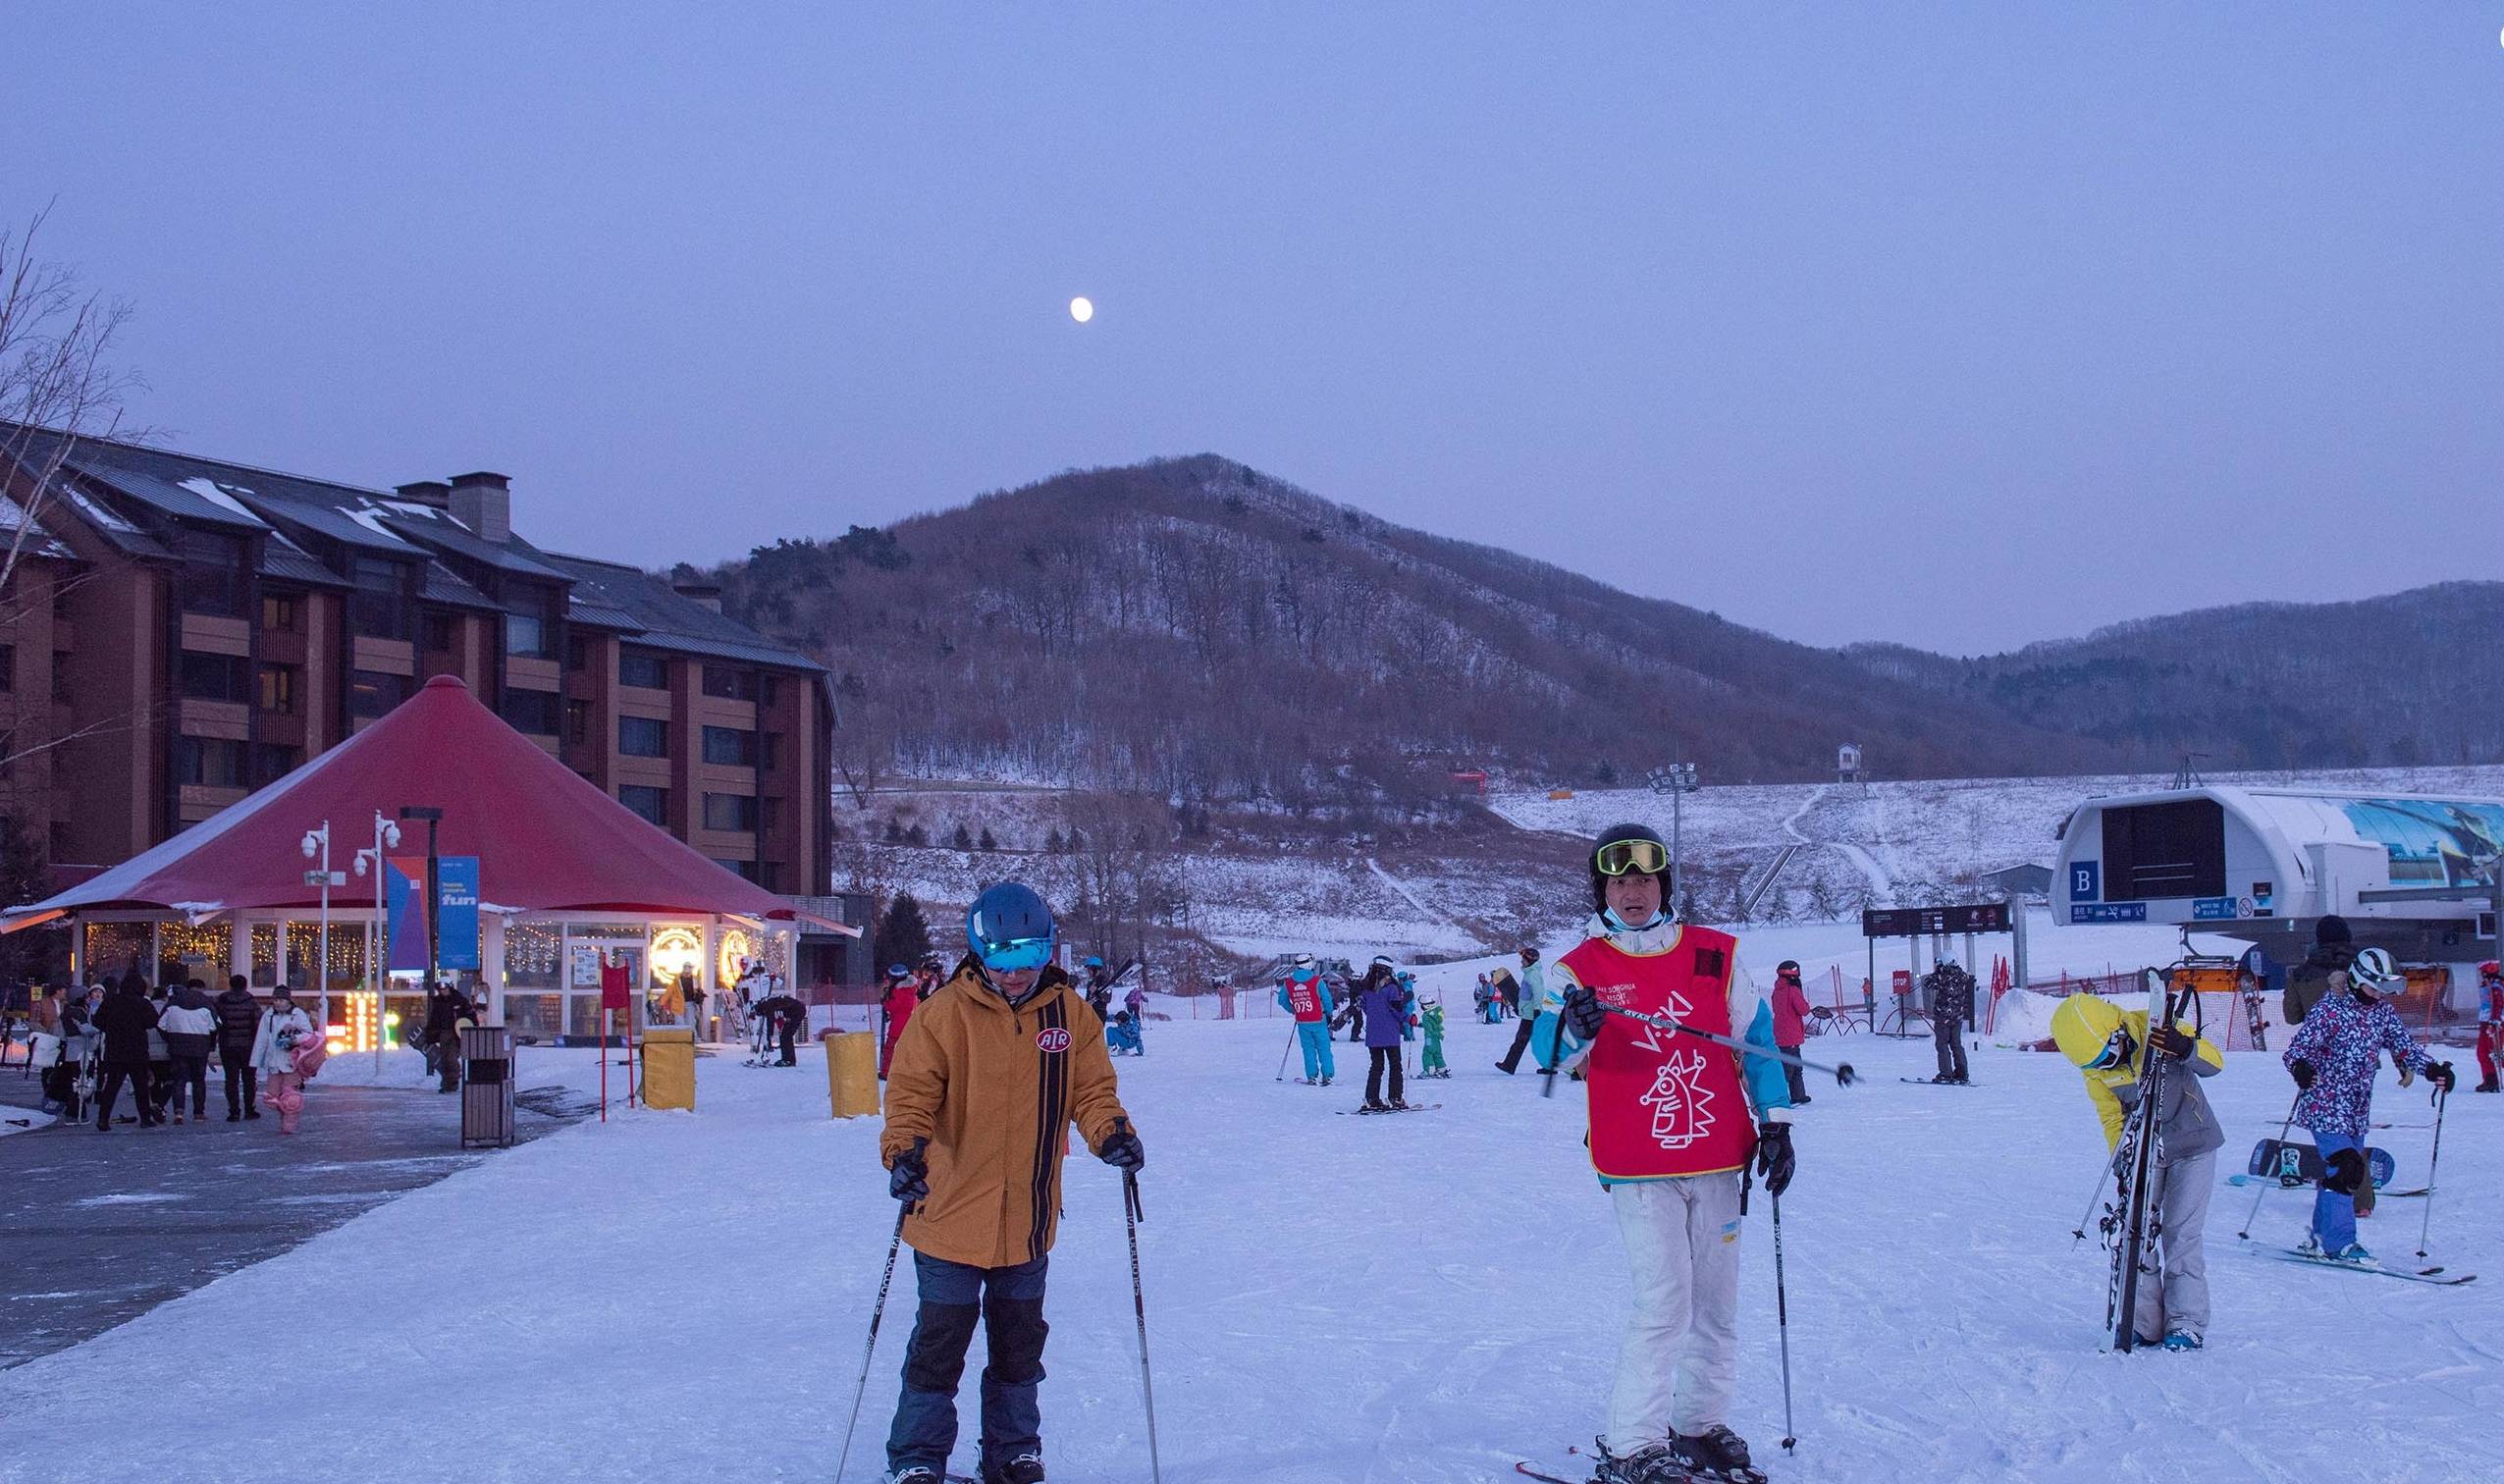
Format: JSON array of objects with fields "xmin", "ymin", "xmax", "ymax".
[
  {"xmin": 1899, "ymin": 1077, "xmax": 1978, "ymax": 1086},
  {"xmin": 2258, "ymin": 1247, "xmax": 2475, "ymax": 1285},
  {"xmin": 1515, "ymin": 1447, "xmax": 1766, "ymax": 1484},
  {"xmin": 1335, "ymin": 1102, "xmax": 1441, "ymax": 1114}
]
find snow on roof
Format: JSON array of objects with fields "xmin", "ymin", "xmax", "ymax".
[
  {"xmin": 179, "ymin": 476, "xmax": 269, "ymax": 523},
  {"xmin": 62, "ymin": 485, "xmax": 137, "ymax": 533}
]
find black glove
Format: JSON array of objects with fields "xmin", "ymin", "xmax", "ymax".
[
  {"xmin": 2149, "ymin": 1025, "xmax": 2195, "ymax": 1061},
  {"xmin": 2424, "ymin": 1060, "xmax": 2456, "ymax": 1095},
  {"xmin": 1096, "ymin": 1120, "xmax": 1145, "ymax": 1173},
  {"xmin": 1562, "ymin": 987, "xmax": 1607, "ymax": 1041},
  {"xmin": 887, "ymin": 1137, "xmax": 930, "ymax": 1204},
  {"xmin": 2322, "ymin": 1145, "xmax": 2368, "ymax": 1195},
  {"xmin": 2290, "ymin": 1059, "xmax": 2316, "ymax": 1091},
  {"xmin": 1754, "ymin": 1120, "xmax": 1795, "ymax": 1197}
]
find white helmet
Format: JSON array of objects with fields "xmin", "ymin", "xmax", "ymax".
[{"xmin": 2349, "ymin": 946, "xmax": 2400, "ymax": 990}]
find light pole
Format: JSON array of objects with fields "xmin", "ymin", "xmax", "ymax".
[
  {"xmin": 352, "ymin": 810, "xmax": 402, "ymax": 1076},
  {"xmin": 299, "ymin": 822, "xmax": 344, "ymax": 1034},
  {"xmin": 399, "ymin": 806, "xmax": 445, "ymax": 1008},
  {"xmin": 1648, "ymin": 763, "xmax": 1701, "ymax": 917}
]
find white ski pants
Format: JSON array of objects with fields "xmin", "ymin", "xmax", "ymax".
[
  {"xmin": 1608, "ymin": 1172, "xmax": 1744, "ymax": 1450},
  {"xmin": 2132, "ymin": 1149, "xmax": 2213, "ymax": 1341}
]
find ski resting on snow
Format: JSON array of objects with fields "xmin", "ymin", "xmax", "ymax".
[{"xmin": 2260, "ymin": 1248, "xmax": 2475, "ymax": 1285}]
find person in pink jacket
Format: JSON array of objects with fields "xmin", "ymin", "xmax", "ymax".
[{"xmin": 1770, "ymin": 960, "xmax": 1814, "ymax": 1106}]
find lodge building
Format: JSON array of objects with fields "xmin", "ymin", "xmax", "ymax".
[{"xmin": 0, "ymin": 427, "xmax": 833, "ymax": 900}]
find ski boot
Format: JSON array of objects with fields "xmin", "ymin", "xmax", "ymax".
[
  {"xmin": 2477, "ymin": 1080, "xmax": 2500, "ymax": 1093},
  {"xmin": 884, "ymin": 1467, "xmax": 942, "ymax": 1484},
  {"xmin": 1931, "ymin": 1073, "xmax": 1956, "ymax": 1084},
  {"xmin": 1388, "ymin": 1098, "xmax": 1410, "ymax": 1111},
  {"xmin": 1677, "ymin": 1425, "xmax": 1768, "ymax": 1484},
  {"xmin": 2330, "ymin": 1243, "xmax": 2378, "ymax": 1267},
  {"xmin": 1319, "ymin": 1076, "xmax": 1332, "ymax": 1086},
  {"xmin": 985, "ymin": 1452, "xmax": 1045, "ymax": 1484},
  {"xmin": 1588, "ymin": 1438, "xmax": 1699, "ymax": 1484},
  {"xmin": 1360, "ymin": 1099, "xmax": 1389, "ymax": 1113},
  {"xmin": 2161, "ymin": 1329, "xmax": 2204, "ymax": 1352}
]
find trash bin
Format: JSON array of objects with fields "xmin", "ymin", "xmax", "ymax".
[
  {"xmin": 643, "ymin": 1027, "xmax": 696, "ymax": 1111},
  {"xmin": 459, "ymin": 1026, "xmax": 515, "ymax": 1148},
  {"xmin": 826, "ymin": 1031, "xmax": 879, "ymax": 1118}
]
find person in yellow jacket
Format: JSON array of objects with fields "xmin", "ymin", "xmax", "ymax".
[
  {"xmin": 878, "ymin": 882, "xmax": 1143, "ymax": 1484},
  {"xmin": 2051, "ymin": 991, "xmax": 2224, "ymax": 1352}
]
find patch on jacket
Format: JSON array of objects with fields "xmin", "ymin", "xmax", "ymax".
[
  {"xmin": 1693, "ymin": 948, "xmax": 1727, "ymax": 980},
  {"xmin": 1036, "ymin": 1027, "xmax": 1072, "ymax": 1053}
]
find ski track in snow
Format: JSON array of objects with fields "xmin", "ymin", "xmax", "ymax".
[{"xmin": 3, "ymin": 1012, "xmax": 2499, "ymax": 1483}]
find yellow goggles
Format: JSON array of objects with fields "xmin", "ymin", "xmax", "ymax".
[{"xmin": 1594, "ymin": 838, "xmax": 1671, "ymax": 876}]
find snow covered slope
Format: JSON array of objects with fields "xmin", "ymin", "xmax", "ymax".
[{"xmin": 7, "ymin": 1016, "xmax": 2495, "ymax": 1483}]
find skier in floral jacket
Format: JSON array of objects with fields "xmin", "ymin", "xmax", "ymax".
[{"xmin": 2282, "ymin": 947, "xmax": 2453, "ymax": 1263}]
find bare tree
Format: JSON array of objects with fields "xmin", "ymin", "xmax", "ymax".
[{"xmin": 1, "ymin": 204, "xmax": 142, "ymax": 597}]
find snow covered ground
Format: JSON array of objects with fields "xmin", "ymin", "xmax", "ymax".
[{"xmin": 6, "ymin": 1001, "xmax": 2496, "ymax": 1484}]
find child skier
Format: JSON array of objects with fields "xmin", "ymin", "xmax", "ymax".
[
  {"xmin": 879, "ymin": 882, "xmax": 1144, "ymax": 1484},
  {"xmin": 2475, "ymin": 961, "xmax": 2502, "ymax": 1093},
  {"xmin": 1418, "ymin": 991, "xmax": 1449, "ymax": 1079},
  {"xmin": 2050, "ymin": 990, "xmax": 2223, "ymax": 1350},
  {"xmin": 1105, "ymin": 1007, "xmax": 1144, "ymax": 1056},
  {"xmin": 2282, "ymin": 946, "xmax": 2454, "ymax": 1264},
  {"xmin": 1276, "ymin": 952, "xmax": 1337, "ymax": 1085},
  {"xmin": 1549, "ymin": 824, "xmax": 1794, "ymax": 1484}
]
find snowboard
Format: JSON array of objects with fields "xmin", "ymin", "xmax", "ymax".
[
  {"xmin": 2262, "ymin": 1248, "xmax": 2475, "ymax": 1285},
  {"xmin": 2247, "ymin": 1139, "xmax": 2396, "ymax": 1190}
]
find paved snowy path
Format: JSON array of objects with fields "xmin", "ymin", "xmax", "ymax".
[{"xmin": 3, "ymin": 1016, "xmax": 2497, "ymax": 1483}]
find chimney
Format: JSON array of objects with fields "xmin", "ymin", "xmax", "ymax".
[
  {"xmin": 447, "ymin": 471, "xmax": 511, "ymax": 543},
  {"xmin": 673, "ymin": 580, "xmax": 723, "ymax": 613}
]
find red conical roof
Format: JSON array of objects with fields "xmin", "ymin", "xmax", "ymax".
[{"xmin": 19, "ymin": 674, "xmax": 801, "ymax": 921}]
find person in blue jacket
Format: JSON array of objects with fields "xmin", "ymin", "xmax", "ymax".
[
  {"xmin": 1275, "ymin": 953, "xmax": 1337, "ymax": 1085},
  {"xmin": 1356, "ymin": 960, "xmax": 1412, "ymax": 1111}
]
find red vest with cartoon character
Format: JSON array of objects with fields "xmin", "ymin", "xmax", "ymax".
[
  {"xmin": 1281, "ymin": 972, "xmax": 1328, "ymax": 1023},
  {"xmin": 1566, "ymin": 925, "xmax": 1755, "ymax": 1181}
]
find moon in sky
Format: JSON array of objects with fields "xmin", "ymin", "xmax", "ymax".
[{"xmin": 1069, "ymin": 296, "xmax": 1094, "ymax": 323}]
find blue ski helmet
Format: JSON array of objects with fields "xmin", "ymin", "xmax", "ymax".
[
  {"xmin": 966, "ymin": 882, "xmax": 1057, "ymax": 973},
  {"xmin": 885, "ymin": 964, "xmax": 911, "ymax": 980}
]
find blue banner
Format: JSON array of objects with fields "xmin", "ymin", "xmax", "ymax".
[
  {"xmin": 437, "ymin": 857, "xmax": 481, "ymax": 972},
  {"xmin": 385, "ymin": 857, "xmax": 430, "ymax": 972}
]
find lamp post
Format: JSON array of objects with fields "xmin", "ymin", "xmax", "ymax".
[
  {"xmin": 352, "ymin": 810, "xmax": 402, "ymax": 1076},
  {"xmin": 399, "ymin": 806, "xmax": 445, "ymax": 1009},
  {"xmin": 1648, "ymin": 763, "xmax": 1701, "ymax": 916},
  {"xmin": 298, "ymin": 822, "xmax": 345, "ymax": 1034}
]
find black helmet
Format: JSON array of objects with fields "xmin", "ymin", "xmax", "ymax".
[{"xmin": 1588, "ymin": 822, "xmax": 1674, "ymax": 916}]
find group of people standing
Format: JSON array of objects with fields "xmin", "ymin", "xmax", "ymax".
[
  {"xmin": 24, "ymin": 974, "xmax": 322, "ymax": 1134},
  {"xmin": 1272, "ymin": 953, "xmax": 1438, "ymax": 1107}
]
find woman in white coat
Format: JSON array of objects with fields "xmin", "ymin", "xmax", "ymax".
[{"xmin": 250, "ymin": 986, "xmax": 317, "ymax": 1135}]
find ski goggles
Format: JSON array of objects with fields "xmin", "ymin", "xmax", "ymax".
[
  {"xmin": 1593, "ymin": 838, "xmax": 1671, "ymax": 877},
  {"xmin": 2088, "ymin": 1027, "xmax": 2133, "ymax": 1070},
  {"xmin": 973, "ymin": 934, "xmax": 1055, "ymax": 974}
]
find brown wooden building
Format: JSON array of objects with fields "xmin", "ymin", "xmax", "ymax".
[{"xmin": 0, "ymin": 427, "xmax": 833, "ymax": 897}]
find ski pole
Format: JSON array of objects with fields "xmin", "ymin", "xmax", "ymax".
[
  {"xmin": 1602, "ymin": 1004, "xmax": 1859, "ymax": 1086},
  {"xmin": 1771, "ymin": 1190, "xmax": 1798, "ymax": 1456},
  {"xmin": 834, "ymin": 1201, "xmax": 912, "ymax": 1484},
  {"xmin": 1116, "ymin": 1121, "xmax": 1165, "ymax": 1484},
  {"xmin": 2416, "ymin": 1084, "xmax": 2450, "ymax": 1260},
  {"xmin": 2236, "ymin": 1092, "xmax": 2303, "ymax": 1241},
  {"xmin": 2068, "ymin": 1162, "xmax": 2110, "ymax": 1249},
  {"xmin": 1274, "ymin": 1025, "xmax": 1297, "ymax": 1082}
]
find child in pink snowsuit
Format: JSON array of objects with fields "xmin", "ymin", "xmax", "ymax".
[{"xmin": 253, "ymin": 988, "xmax": 318, "ymax": 1135}]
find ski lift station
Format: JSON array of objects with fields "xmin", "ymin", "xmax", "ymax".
[{"xmin": 2051, "ymin": 785, "xmax": 2504, "ymax": 994}]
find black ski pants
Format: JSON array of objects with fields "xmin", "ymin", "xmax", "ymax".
[
  {"xmin": 1934, "ymin": 1019, "xmax": 1968, "ymax": 1081},
  {"xmin": 168, "ymin": 1053, "xmax": 210, "ymax": 1117},
  {"xmin": 776, "ymin": 1027, "xmax": 797, "ymax": 1066},
  {"xmin": 887, "ymin": 1252, "xmax": 1047, "ymax": 1479},
  {"xmin": 95, "ymin": 1064, "xmax": 154, "ymax": 1127},
  {"xmin": 1365, "ymin": 1044, "xmax": 1404, "ymax": 1105},
  {"xmin": 1497, "ymin": 1015, "xmax": 1537, "ymax": 1073},
  {"xmin": 224, "ymin": 1055, "xmax": 259, "ymax": 1117}
]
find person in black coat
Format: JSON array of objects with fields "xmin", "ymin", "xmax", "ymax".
[
  {"xmin": 92, "ymin": 975, "xmax": 163, "ymax": 1131},
  {"xmin": 752, "ymin": 991, "xmax": 806, "ymax": 1065},
  {"xmin": 422, "ymin": 981, "xmax": 475, "ymax": 1092},
  {"xmin": 214, "ymin": 974, "xmax": 263, "ymax": 1121}
]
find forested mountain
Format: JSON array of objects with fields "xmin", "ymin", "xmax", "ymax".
[
  {"xmin": 684, "ymin": 457, "xmax": 2497, "ymax": 802},
  {"xmin": 1844, "ymin": 582, "xmax": 2504, "ymax": 771},
  {"xmin": 683, "ymin": 455, "xmax": 2124, "ymax": 805}
]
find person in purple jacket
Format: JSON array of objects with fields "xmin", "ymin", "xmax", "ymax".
[
  {"xmin": 2283, "ymin": 946, "xmax": 2455, "ymax": 1264},
  {"xmin": 1355, "ymin": 959, "xmax": 1413, "ymax": 1112}
]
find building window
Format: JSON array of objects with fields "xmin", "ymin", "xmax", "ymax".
[
  {"xmin": 423, "ymin": 610, "xmax": 457, "ymax": 654},
  {"xmin": 52, "ymin": 582, "xmax": 73, "ymax": 622},
  {"xmin": 48, "ymin": 820, "xmax": 70, "ymax": 860},
  {"xmin": 618, "ymin": 716, "xmax": 669, "ymax": 758},
  {"xmin": 348, "ymin": 558, "xmax": 410, "ymax": 640},
  {"xmin": 348, "ymin": 669, "xmax": 408, "ymax": 719},
  {"xmin": 713, "ymin": 857, "xmax": 764, "ymax": 883},
  {"xmin": 505, "ymin": 585, "xmax": 558, "ymax": 660},
  {"xmin": 702, "ymin": 792, "xmax": 758, "ymax": 833},
  {"xmin": 755, "ymin": 861, "xmax": 780, "ymax": 891},
  {"xmin": 564, "ymin": 698, "xmax": 589, "ymax": 745},
  {"xmin": 702, "ymin": 664, "xmax": 759, "ymax": 701},
  {"xmin": 618, "ymin": 785, "xmax": 668, "ymax": 825},
  {"xmin": 260, "ymin": 593, "xmax": 298, "ymax": 632},
  {"xmin": 758, "ymin": 796, "xmax": 781, "ymax": 839},
  {"xmin": 252, "ymin": 742, "xmax": 300, "ymax": 784},
  {"xmin": 565, "ymin": 633, "xmax": 588, "ymax": 670},
  {"xmin": 175, "ymin": 736, "xmax": 246, "ymax": 787},
  {"xmin": 618, "ymin": 647, "xmax": 668, "ymax": 690},
  {"xmin": 760, "ymin": 674, "xmax": 779, "ymax": 707},
  {"xmin": 257, "ymin": 663, "xmax": 298, "ymax": 715},
  {"xmin": 702, "ymin": 725, "xmax": 758, "ymax": 768},
  {"xmin": 0, "ymin": 643, "xmax": 13, "ymax": 693},
  {"xmin": 179, "ymin": 651, "xmax": 250, "ymax": 703},
  {"xmin": 177, "ymin": 530, "xmax": 245, "ymax": 616},
  {"xmin": 500, "ymin": 687, "xmax": 561, "ymax": 736},
  {"xmin": 50, "ymin": 651, "xmax": 70, "ymax": 704},
  {"xmin": 759, "ymin": 732, "xmax": 779, "ymax": 772}
]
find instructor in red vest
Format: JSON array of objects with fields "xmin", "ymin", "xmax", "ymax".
[{"xmin": 1551, "ymin": 822, "xmax": 1796, "ymax": 1484}]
